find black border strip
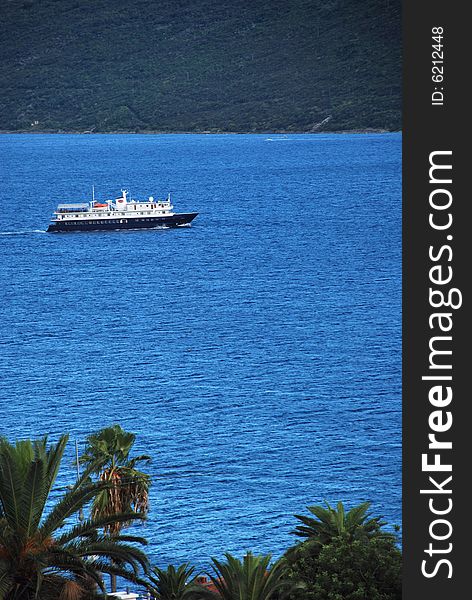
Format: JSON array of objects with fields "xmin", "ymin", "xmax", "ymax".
[{"xmin": 403, "ymin": 2, "xmax": 466, "ymax": 597}]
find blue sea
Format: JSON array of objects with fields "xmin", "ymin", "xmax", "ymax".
[{"xmin": 0, "ymin": 133, "xmax": 401, "ymax": 570}]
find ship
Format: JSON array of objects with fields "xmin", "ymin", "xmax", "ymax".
[{"xmin": 47, "ymin": 189, "xmax": 198, "ymax": 233}]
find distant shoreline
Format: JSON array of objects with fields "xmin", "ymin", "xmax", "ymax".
[{"xmin": 0, "ymin": 128, "xmax": 400, "ymax": 135}]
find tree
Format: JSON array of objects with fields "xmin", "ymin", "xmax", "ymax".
[
  {"xmin": 285, "ymin": 533, "xmax": 401, "ymax": 600},
  {"xmin": 146, "ymin": 563, "xmax": 202, "ymax": 600},
  {"xmin": 285, "ymin": 501, "xmax": 401, "ymax": 600},
  {"xmin": 79, "ymin": 424, "xmax": 151, "ymax": 592},
  {"xmin": 292, "ymin": 501, "xmax": 393, "ymax": 548},
  {"xmin": 0, "ymin": 435, "xmax": 149, "ymax": 600},
  {"xmin": 200, "ymin": 552, "xmax": 296, "ymax": 600}
]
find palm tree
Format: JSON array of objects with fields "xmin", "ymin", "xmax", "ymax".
[
  {"xmin": 146, "ymin": 563, "xmax": 202, "ymax": 600},
  {"xmin": 0, "ymin": 434, "xmax": 149, "ymax": 600},
  {"xmin": 79, "ymin": 424, "xmax": 151, "ymax": 592},
  {"xmin": 292, "ymin": 500, "xmax": 391, "ymax": 545},
  {"xmin": 286, "ymin": 502, "xmax": 401, "ymax": 599},
  {"xmin": 199, "ymin": 552, "xmax": 295, "ymax": 600}
]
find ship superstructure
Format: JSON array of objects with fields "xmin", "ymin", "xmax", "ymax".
[{"xmin": 47, "ymin": 190, "xmax": 198, "ymax": 232}]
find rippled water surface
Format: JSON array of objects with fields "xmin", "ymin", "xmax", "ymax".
[{"xmin": 0, "ymin": 133, "xmax": 401, "ymax": 567}]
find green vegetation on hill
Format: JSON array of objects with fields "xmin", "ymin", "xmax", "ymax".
[{"xmin": 0, "ymin": 0, "xmax": 401, "ymax": 133}]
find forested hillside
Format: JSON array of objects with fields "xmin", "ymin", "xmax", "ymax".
[{"xmin": 0, "ymin": 0, "xmax": 401, "ymax": 132}]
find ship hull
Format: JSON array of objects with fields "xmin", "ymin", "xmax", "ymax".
[{"xmin": 47, "ymin": 212, "xmax": 198, "ymax": 233}]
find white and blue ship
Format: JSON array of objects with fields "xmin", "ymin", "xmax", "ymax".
[{"xmin": 47, "ymin": 189, "xmax": 198, "ymax": 232}]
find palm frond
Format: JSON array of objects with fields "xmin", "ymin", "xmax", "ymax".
[
  {"xmin": 72, "ymin": 456, "xmax": 107, "ymax": 489},
  {"xmin": 0, "ymin": 433, "xmax": 151, "ymax": 600},
  {"xmin": 18, "ymin": 458, "xmax": 47, "ymax": 538},
  {"xmin": 112, "ymin": 533, "xmax": 148, "ymax": 545},
  {"xmin": 344, "ymin": 501, "xmax": 370, "ymax": 527},
  {"xmin": 38, "ymin": 481, "xmax": 109, "ymax": 541},
  {"xmin": 0, "ymin": 571, "xmax": 14, "ymax": 598},
  {"xmin": 54, "ymin": 512, "xmax": 146, "ymax": 546},
  {"xmin": 147, "ymin": 563, "xmax": 199, "ymax": 598},
  {"xmin": 292, "ymin": 500, "xmax": 392, "ymax": 547},
  {"xmin": 90, "ymin": 558, "xmax": 149, "ymax": 588},
  {"xmin": 71, "ymin": 538, "xmax": 149, "ymax": 572},
  {"xmin": 0, "ymin": 440, "xmax": 27, "ymax": 532},
  {"xmin": 126, "ymin": 455, "xmax": 152, "ymax": 469},
  {"xmin": 42, "ymin": 554, "xmax": 107, "ymax": 595},
  {"xmin": 205, "ymin": 552, "xmax": 291, "ymax": 600},
  {"xmin": 43, "ymin": 435, "xmax": 69, "ymax": 495}
]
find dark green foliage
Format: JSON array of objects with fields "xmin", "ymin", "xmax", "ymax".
[
  {"xmin": 292, "ymin": 501, "xmax": 395, "ymax": 546},
  {"xmin": 285, "ymin": 501, "xmax": 401, "ymax": 600},
  {"xmin": 0, "ymin": 435, "xmax": 149, "ymax": 600},
  {"xmin": 146, "ymin": 563, "xmax": 202, "ymax": 600},
  {"xmin": 79, "ymin": 424, "xmax": 151, "ymax": 536},
  {"xmin": 79, "ymin": 424, "xmax": 151, "ymax": 593},
  {"xmin": 0, "ymin": 0, "xmax": 401, "ymax": 132},
  {"xmin": 200, "ymin": 552, "xmax": 297, "ymax": 600},
  {"xmin": 285, "ymin": 534, "xmax": 402, "ymax": 600}
]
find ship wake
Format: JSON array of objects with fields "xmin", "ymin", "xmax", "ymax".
[{"xmin": 0, "ymin": 229, "xmax": 47, "ymax": 236}]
